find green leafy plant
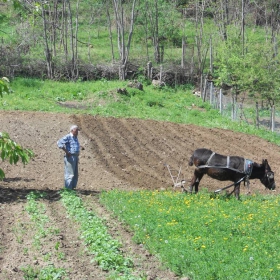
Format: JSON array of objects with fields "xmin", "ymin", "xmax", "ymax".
[
  {"xmin": 0, "ymin": 77, "xmax": 34, "ymax": 179},
  {"xmin": 21, "ymin": 264, "xmax": 67, "ymax": 280},
  {"xmin": 21, "ymin": 265, "xmax": 38, "ymax": 279},
  {"xmin": 23, "ymin": 192, "xmax": 68, "ymax": 278},
  {"xmin": 25, "ymin": 192, "xmax": 50, "ymax": 247},
  {"xmin": 0, "ymin": 132, "xmax": 34, "ymax": 179},
  {"xmin": 0, "ymin": 77, "xmax": 10, "ymax": 97},
  {"xmin": 39, "ymin": 265, "xmax": 67, "ymax": 280},
  {"xmin": 60, "ymin": 189, "xmax": 142, "ymax": 279}
]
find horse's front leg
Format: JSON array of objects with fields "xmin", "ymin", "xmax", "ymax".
[
  {"xmin": 233, "ymin": 183, "xmax": 241, "ymax": 200},
  {"xmin": 227, "ymin": 183, "xmax": 241, "ymax": 199},
  {"xmin": 189, "ymin": 168, "xmax": 204, "ymax": 193}
]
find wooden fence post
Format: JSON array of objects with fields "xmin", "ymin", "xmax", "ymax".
[
  {"xmin": 147, "ymin": 61, "xmax": 152, "ymax": 80},
  {"xmin": 209, "ymin": 82, "xmax": 213, "ymax": 105},
  {"xmin": 256, "ymin": 102, "xmax": 259, "ymax": 129},
  {"xmin": 231, "ymin": 95, "xmax": 235, "ymax": 120},
  {"xmin": 271, "ymin": 105, "xmax": 275, "ymax": 132},
  {"xmin": 202, "ymin": 77, "xmax": 207, "ymax": 102},
  {"xmin": 219, "ymin": 89, "xmax": 222, "ymax": 114}
]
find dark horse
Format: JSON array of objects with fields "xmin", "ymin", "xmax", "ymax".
[{"xmin": 188, "ymin": 148, "xmax": 275, "ymax": 199}]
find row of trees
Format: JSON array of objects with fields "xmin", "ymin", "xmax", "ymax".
[
  {"xmin": 1, "ymin": 0, "xmax": 280, "ymax": 107},
  {"xmin": 8, "ymin": 0, "xmax": 182, "ymax": 79}
]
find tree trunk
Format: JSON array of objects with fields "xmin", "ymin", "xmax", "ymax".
[
  {"xmin": 73, "ymin": 0, "xmax": 80, "ymax": 79},
  {"xmin": 66, "ymin": 0, "xmax": 79, "ymax": 80},
  {"xmin": 106, "ymin": 3, "xmax": 115, "ymax": 62},
  {"xmin": 209, "ymin": 36, "xmax": 213, "ymax": 73},
  {"xmin": 144, "ymin": 1, "xmax": 150, "ymax": 61},
  {"xmin": 270, "ymin": 104, "xmax": 275, "ymax": 132},
  {"xmin": 154, "ymin": 0, "xmax": 160, "ymax": 63},
  {"xmin": 113, "ymin": 0, "xmax": 138, "ymax": 80},
  {"xmin": 145, "ymin": 0, "xmax": 161, "ymax": 63},
  {"xmin": 241, "ymin": 0, "xmax": 245, "ymax": 55},
  {"xmin": 61, "ymin": 0, "xmax": 68, "ymax": 59},
  {"xmin": 41, "ymin": 5, "xmax": 53, "ymax": 79},
  {"xmin": 52, "ymin": 0, "xmax": 58, "ymax": 57},
  {"xmin": 181, "ymin": 35, "xmax": 186, "ymax": 68},
  {"xmin": 195, "ymin": 0, "xmax": 205, "ymax": 78}
]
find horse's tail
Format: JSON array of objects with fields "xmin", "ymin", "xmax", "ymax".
[{"xmin": 188, "ymin": 154, "xmax": 194, "ymax": 166}]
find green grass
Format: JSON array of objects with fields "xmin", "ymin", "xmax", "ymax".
[
  {"xmin": 2, "ymin": 77, "xmax": 280, "ymax": 146},
  {"xmin": 100, "ymin": 189, "xmax": 280, "ymax": 279}
]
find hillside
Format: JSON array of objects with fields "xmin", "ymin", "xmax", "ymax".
[{"xmin": 1, "ymin": 111, "xmax": 279, "ymax": 195}]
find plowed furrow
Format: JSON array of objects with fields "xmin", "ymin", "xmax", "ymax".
[
  {"xmin": 89, "ymin": 117, "xmax": 167, "ymax": 188},
  {"xmin": 75, "ymin": 116, "xmax": 175, "ymax": 188},
  {"xmin": 70, "ymin": 113, "xmax": 280, "ymax": 193},
  {"xmin": 99, "ymin": 118, "xmax": 166, "ymax": 177},
  {"xmin": 44, "ymin": 199, "xmax": 109, "ymax": 279},
  {"xmin": 74, "ymin": 116, "xmax": 144, "ymax": 187},
  {"xmin": 100, "ymin": 118, "xmax": 190, "ymax": 188}
]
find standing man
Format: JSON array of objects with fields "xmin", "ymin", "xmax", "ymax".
[{"xmin": 57, "ymin": 125, "xmax": 80, "ymax": 189}]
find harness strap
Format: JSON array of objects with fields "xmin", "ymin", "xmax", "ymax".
[
  {"xmin": 206, "ymin": 152, "xmax": 215, "ymax": 165},
  {"xmin": 214, "ymin": 175, "xmax": 247, "ymax": 193},
  {"xmin": 244, "ymin": 159, "xmax": 253, "ymax": 194},
  {"xmin": 198, "ymin": 153, "xmax": 255, "ymax": 187},
  {"xmin": 226, "ymin": 156, "xmax": 230, "ymax": 168},
  {"xmin": 200, "ymin": 154, "xmax": 254, "ymax": 195},
  {"xmin": 203, "ymin": 153, "xmax": 232, "ymax": 171},
  {"xmin": 197, "ymin": 165, "xmax": 244, "ymax": 173},
  {"xmin": 244, "ymin": 159, "xmax": 253, "ymax": 176}
]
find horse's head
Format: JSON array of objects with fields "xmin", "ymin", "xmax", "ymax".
[{"xmin": 260, "ymin": 159, "xmax": 276, "ymax": 190}]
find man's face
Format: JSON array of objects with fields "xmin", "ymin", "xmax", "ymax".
[{"xmin": 72, "ymin": 128, "xmax": 79, "ymax": 137}]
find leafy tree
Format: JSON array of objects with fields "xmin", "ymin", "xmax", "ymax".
[
  {"xmin": 214, "ymin": 28, "xmax": 280, "ymax": 104},
  {"xmin": 0, "ymin": 77, "xmax": 34, "ymax": 179},
  {"xmin": 0, "ymin": 132, "xmax": 34, "ymax": 180},
  {"xmin": 0, "ymin": 77, "xmax": 10, "ymax": 97},
  {"xmin": 135, "ymin": 0, "xmax": 181, "ymax": 63}
]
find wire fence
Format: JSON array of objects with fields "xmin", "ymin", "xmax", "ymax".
[{"xmin": 201, "ymin": 79, "xmax": 279, "ymax": 134}]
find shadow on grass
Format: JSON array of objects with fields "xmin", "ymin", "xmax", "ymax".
[{"xmin": 0, "ymin": 185, "xmax": 100, "ymax": 204}]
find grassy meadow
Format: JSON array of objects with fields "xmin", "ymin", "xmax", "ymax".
[{"xmin": 100, "ymin": 190, "xmax": 280, "ymax": 279}]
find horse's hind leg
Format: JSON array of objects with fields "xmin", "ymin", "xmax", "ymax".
[{"xmin": 189, "ymin": 169, "xmax": 204, "ymax": 193}]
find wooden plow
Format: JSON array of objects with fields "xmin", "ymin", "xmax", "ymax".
[{"xmin": 164, "ymin": 163, "xmax": 186, "ymax": 190}]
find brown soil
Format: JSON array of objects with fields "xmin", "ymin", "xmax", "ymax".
[{"xmin": 1, "ymin": 110, "xmax": 279, "ymax": 279}]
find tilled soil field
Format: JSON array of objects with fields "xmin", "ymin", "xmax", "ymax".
[{"xmin": 1, "ymin": 110, "xmax": 279, "ymax": 279}]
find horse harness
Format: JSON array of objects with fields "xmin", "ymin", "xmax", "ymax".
[{"xmin": 197, "ymin": 152, "xmax": 254, "ymax": 194}]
